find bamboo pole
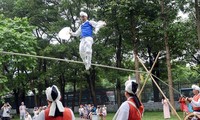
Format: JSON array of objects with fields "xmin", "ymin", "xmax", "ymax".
[
  {"xmin": 137, "ymin": 56, "xmax": 182, "ymax": 120},
  {"xmin": 138, "ymin": 52, "xmax": 160, "ymax": 97}
]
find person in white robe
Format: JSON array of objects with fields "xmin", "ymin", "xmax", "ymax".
[{"xmin": 71, "ymin": 11, "xmax": 106, "ymax": 70}]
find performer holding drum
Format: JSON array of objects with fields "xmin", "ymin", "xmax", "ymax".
[
  {"xmin": 184, "ymin": 85, "xmax": 200, "ymax": 120},
  {"xmin": 186, "ymin": 85, "xmax": 200, "ymax": 113},
  {"xmin": 59, "ymin": 11, "xmax": 106, "ymax": 70}
]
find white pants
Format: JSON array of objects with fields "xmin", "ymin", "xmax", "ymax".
[
  {"xmin": 20, "ymin": 113, "xmax": 25, "ymax": 120},
  {"xmin": 79, "ymin": 37, "xmax": 93, "ymax": 70},
  {"xmin": 92, "ymin": 115, "xmax": 98, "ymax": 120}
]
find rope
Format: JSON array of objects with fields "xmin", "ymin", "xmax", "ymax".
[
  {"xmin": 152, "ymin": 74, "xmax": 182, "ymax": 95},
  {"xmin": 0, "ymin": 51, "xmax": 145, "ymax": 73},
  {"xmin": 0, "ymin": 51, "xmax": 183, "ymax": 95}
]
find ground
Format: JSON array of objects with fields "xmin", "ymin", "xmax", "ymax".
[{"xmin": 12, "ymin": 111, "xmax": 184, "ymax": 120}]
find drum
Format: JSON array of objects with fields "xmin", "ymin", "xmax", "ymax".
[
  {"xmin": 58, "ymin": 27, "xmax": 71, "ymax": 40},
  {"xmin": 184, "ymin": 112, "xmax": 200, "ymax": 120}
]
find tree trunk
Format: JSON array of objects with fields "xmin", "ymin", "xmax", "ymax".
[
  {"xmin": 32, "ymin": 89, "xmax": 38, "ymax": 107},
  {"xmin": 86, "ymin": 68, "xmax": 97, "ymax": 106},
  {"xmin": 130, "ymin": 12, "xmax": 141, "ymax": 91},
  {"xmin": 152, "ymin": 53, "xmax": 160, "ymax": 102},
  {"xmin": 164, "ymin": 32, "xmax": 175, "ymax": 115},
  {"xmin": 43, "ymin": 59, "xmax": 48, "ymax": 87},
  {"xmin": 13, "ymin": 89, "xmax": 19, "ymax": 114},
  {"xmin": 115, "ymin": 21, "xmax": 123, "ymax": 107},
  {"xmin": 20, "ymin": 88, "xmax": 26, "ymax": 103},
  {"xmin": 72, "ymin": 76, "xmax": 76, "ymax": 111},
  {"xmin": 147, "ymin": 46, "xmax": 160, "ymax": 102},
  {"xmin": 116, "ymin": 79, "xmax": 121, "ymax": 108},
  {"xmin": 195, "ymin": 0, "xmax": 200, "ymax": 48},
  {"xmin": 79, "ymin": 84, "xmax": 82, "ymax": 105},
  {"xmin": 134, "ymin": 50, "xmax": 140, "ymax": 90},
  {"xmin": 91, "ymin": 68, "xmax": 97, "ymax": 105},
  {"xmin": 59, "ymin": 73, "xmax": 66, "ymax": 106},
  {"xmin": 161, "ymin": 0, "xmax": 176, "ymax": 115},
  {"xmin": 37, "ymin": 85, "xmax": 42, "ymax": 106}
]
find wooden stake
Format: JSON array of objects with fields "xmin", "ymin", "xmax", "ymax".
[
  {"xmin": 138, "ymin": 52, "xmax": 160, "ymax": 97},
  {"xmin": 137, "ymin": 56, "xmax": 182, "ymax": 120}
]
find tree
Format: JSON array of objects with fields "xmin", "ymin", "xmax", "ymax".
[
  {"xmin": 195, "ymin": 0, "xmax": 200, "ymax": 48},
  {"xmin": 160, "ymin": 0, "xmax": 179, "ymax": 115},
  {"xmin": 0, "ymin": 15, "xmax": 37, "ymax": 113}
]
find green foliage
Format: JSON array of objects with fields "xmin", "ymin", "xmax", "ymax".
[
  {"xmin": 0, "ymin": 0, "xmax": 199, "ymax": 105},
  {"xmin": 0, "ymin": 14, "xmax": 37, "ymax": 94}
]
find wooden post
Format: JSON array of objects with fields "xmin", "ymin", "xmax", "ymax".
[
  {"xmin": 138, "ymin": 52, "xmax": 160, "ymax": 97},
  {"xmin": 137, "ymin": 56, "xmax": 182, "ymax": 120}
]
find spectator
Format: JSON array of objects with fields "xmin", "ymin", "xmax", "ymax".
[
  {"xmin": 36, "ymin": 85, "xmax": 75, "ymax": 120},
  {"xmin": 24, "ymin": 111, "xmax": 32, "ymax": 120},
  {"xmin": 162, "ymin": 97, "xmax": 171, "ymax": 119},
  {"xmin": 102, "ymin": 105, "xmax": 107, "ymax": 120},
  {"xmin": 19, "ymin": 102, "xmax": 26, "ymax": 120},
  {"xmin": 90, "ymin": 104, "xmax": 97, "ymax": 120},
  {"xmin": 96, "ymin": 106, "xmax": 102, "ymax": 120},
  {"xmin": 83, "ymin": 107, "xmax": 89, "ymax": 119},
  {"xmin": 88, "ymin": 104, "xmax": 92, "ymax": 112},
  {"xmin": 32, "ymin": 107, "xmax": 39, "ymax": 120},
  {"xmin": 1, "ymin": 102, "xmax": 12, "ymax": 120},
  {"xmin": 87, "ymin": 104, "xmax": 92, "ymax": 119},
  {"xmin": 79, "ymin": 105, "xmax": 84, "ymax": 118}
]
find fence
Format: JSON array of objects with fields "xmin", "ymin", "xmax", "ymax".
[{"xmin": 2, "ymin": 81, "xmax": 198, "ymax": 109}]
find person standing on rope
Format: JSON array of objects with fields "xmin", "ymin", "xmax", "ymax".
[
  {"xmin": 70, "ymin": 11, "xmax": 106, "ymax": 70},
  {"xmin": 186, "ymin": 84, "xmax": 200, "ymax": 113},
  {"xmin": 36, "ymin": 85, "xmax": 75, "ymax": 120},
  {"xmin": 113, "ymin": 79, "xmax": 144, "ymax": 120}
]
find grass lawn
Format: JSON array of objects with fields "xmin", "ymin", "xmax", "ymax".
[
  {"xmin": 12, "ymin": 111, "xmax": 184, "ymax": 120},
  {"xmin": 75, "ymin": 112, "xmax": 184, "ymax": 120}
]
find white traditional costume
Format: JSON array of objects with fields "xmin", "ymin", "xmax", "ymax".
[
  {"xmin": 71, "ymin": 11, "xmax": 106, "ymax": 70},
  {"xmin": 113, "ymin": 80, "xmax": 144, "ymax": 120},
  {"xmin": 36, "ymin": 85, "xmax": 75, "ymax": 120},
  {"xmin": 190, "ymin": 85, "xmax": 200, "ymax": 113}
]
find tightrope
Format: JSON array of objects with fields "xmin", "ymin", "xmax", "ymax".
[
  {"xmin": 0, "ymin": 51, "xmax": 145, "ymax": 73},
  {"xmin": 0, "ymin": 51, "xmax": 182, "ymax": 95}
]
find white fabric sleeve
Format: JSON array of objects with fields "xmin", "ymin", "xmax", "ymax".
[
  {"xmin": 29, "ymin": 115, "xmax": 32, "ymax": 120},
  {"xmin": 89, "ymin": 20, "xmax": 106, "ymax": 34},
  {"xmin": 78, "ymin": 108, "xmax": 81, "ymax": 114},
  {"xmin": 71, "ymin": 26, "xmax": 81, "ymax": 37},
  {"xmin": 89, "ymin": 20, "xmax": 98, "ymax": 28},
  {"xmin": 116, "ymin": 102, "xmax": 129, "ymax": 120},
  {"xmin": 96, "ymin": 109, "xmax": 100, "ymax": 115},
  {"xmin": 191, "ymin": 99, "xmax": 200, "ymax": 107},
  {"xmin": 35, "ymin": 110, "xmax": 45, "ymax": 120},
  {"xmin": 69, "ymin": 109, "xmax": 75, "ymax": 120}
]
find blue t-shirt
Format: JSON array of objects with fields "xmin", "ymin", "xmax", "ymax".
[
  {"xmin": 81, "ymin": 21, "xmax": 93, "ymax": 38},
  {"xmin": 91, "ymin": 107, "xmax": 97, "ymax": 115}
]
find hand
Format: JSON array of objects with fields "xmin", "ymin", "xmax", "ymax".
[
  {"xmin": 69, "ymin": 31, "xmax": 72, "ymax": 35},
  {"xmin": 188, "ymin": 98, "xmax": 193, "ymax": 101},
  {"xmin": 103, "ymin": 21, "xmax": 106, "ymax": 26},
  {"xmin": 186, "ymin": 97, "xmax": 192, "ymax": 102}
]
